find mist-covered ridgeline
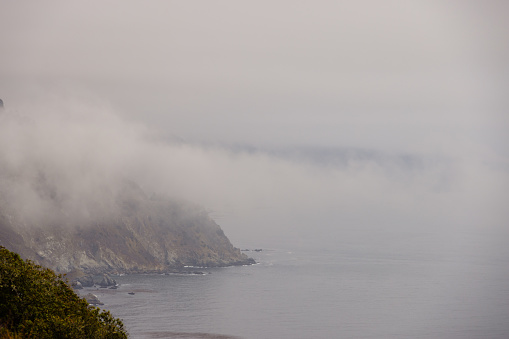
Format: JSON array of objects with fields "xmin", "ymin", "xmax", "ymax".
[
  {"xmin": 0, "ymin": 98, "xmax": 508, "ymax": 272},
  {"xmin": 0, "ymin": 103, "xmax": 254, "ymax": 274}
]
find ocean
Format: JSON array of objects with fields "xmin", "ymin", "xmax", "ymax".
[{"xmin": 80, "ymin": 227, "xmax": 509, "ymax": 339}]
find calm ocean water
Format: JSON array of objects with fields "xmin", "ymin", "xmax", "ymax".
[{"xmin": 81, "ymin": 227, "xmax": 509, "ymax": 339}]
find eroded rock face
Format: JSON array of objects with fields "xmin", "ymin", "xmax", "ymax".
[
  {"xmin": 98, "ymin": 274, "xmax": 116, "ymax": 287},
  {"xmin": 77, "ymin": 275, "xmax": 95, "ymax": 287},
  {"xmin": 71, "ymin": 280, "xmax": 83, "ymax": 290},
  {"xmin": 0, "ymin": 179, "xmax": 254, "ymax": 274},
  {"xmin": 84, "ymin": 293, "xmax": 103, "ymax": 305}
]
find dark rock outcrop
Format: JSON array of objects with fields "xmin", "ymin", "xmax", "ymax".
[
  {"xmin": 77, "ymin": 275, "xmax": 95, "ymax": 287},
  {"xmin": 98, "ymin": 274, "xmax": 117, "ymax": 287},
  {"xmin": 84, "ymin": 293, "xmax": 103, "ymax": 306},
  {"xmin": 71, "ymin": 280, "xmax": 83, "ymax": 290}
]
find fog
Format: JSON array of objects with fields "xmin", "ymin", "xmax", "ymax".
[{"xmin": 0, "ymin": 1, "xmax": 508, "ymax": 248}]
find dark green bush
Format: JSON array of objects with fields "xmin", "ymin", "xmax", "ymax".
[{"xmin": 0, "ymin": 246, "xmax": 127, "ymax": 338}]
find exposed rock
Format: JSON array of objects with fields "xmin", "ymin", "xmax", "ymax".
[
  {"xmin": 84, "ymin": 293, "xmax": 103, "ymax": 305},
  {"xmin": 0, "ymin": 179, "xmax": 255, "ymax": 274},
  {"xmin": 77, "ymin": 275, "xmax": 95, "ymax": 287},
  {"xmin": 71, "ymin": 280, "xmax": 83, "ymax": 290},
  {"xmin": 98, "ymin": 274, "xmax": 117, "ymax": 287}
]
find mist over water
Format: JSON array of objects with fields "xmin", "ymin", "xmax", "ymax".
[
  {"xmin": 1, "ymin": 101, "xmax": 507, "ymax": 249},
  {"xmin": 2, "ymin": 100, "xmax": 503, "ymax": 338},
  {"xmin": 1, "ymin": 97, "xmax": 508, "ymax": 338},
  {"xmin": 1, "ymin": 1, "xmax": 509, "ymax": 337}
]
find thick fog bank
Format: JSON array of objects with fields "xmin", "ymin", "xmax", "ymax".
[
  {"xmin": 0, "ymin": 100, "xmax": 507, "ymax": 251},
  {"xmin": 1, "ymin": 1, "xmax": 508, "ymax": 253}
]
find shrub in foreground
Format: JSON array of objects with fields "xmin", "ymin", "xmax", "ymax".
[{"xmin": 0, "ymin": 246, "xmax": 127, "ymax": 338}]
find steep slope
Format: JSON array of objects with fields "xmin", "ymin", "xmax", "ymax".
[{"xmin": 0, "ymin": 177, "xmax": 254, "ymax": 274}]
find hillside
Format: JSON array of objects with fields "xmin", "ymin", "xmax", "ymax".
[
  {"xmin": 0, "ymin": 176, "xmax": 254, "ymax": 275},
  {"xmin": 0, "ymin": 246, "xmax": 128, "ymax": 338}
]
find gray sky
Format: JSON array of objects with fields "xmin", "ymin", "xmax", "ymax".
[{"xmin": 0, "ymin": 1, "xmax": 508, "ymax": 246}]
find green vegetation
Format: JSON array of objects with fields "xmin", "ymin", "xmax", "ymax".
[{"xmin": 0, "ymin": 246, "xmax": 128, "ymax": 338}]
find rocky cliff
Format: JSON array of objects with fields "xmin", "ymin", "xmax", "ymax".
[{"xmin": 0, "ymin": 177, "xmax": 254, "ymax": 274}]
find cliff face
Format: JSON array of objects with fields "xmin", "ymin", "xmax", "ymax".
[{"xmin": 0, "ymin": 178, "xmax": 254, "ymax": 274}]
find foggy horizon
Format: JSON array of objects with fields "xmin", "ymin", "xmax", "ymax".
[
  {"xmin": 2, "ymin": 2, "xmax": 509, "ymax": 337},
  {"xmin": 1, "ymin": 1, "xmax": 508, "ymax": 248}
]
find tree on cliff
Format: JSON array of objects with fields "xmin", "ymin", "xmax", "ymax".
[{"xmin": 0, "ymin": 246, "xmax": 128, "ymax": 338}]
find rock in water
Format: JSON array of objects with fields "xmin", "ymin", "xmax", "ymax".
[
  {"xmin": 84, "ymin": 293, "xmax": 103, "ymax": 306},
  {"xmin": 71, "ymin": 280, "xmax": 83, "ymax": 290},
  {"xmin": 77, "ymin": 276, "xmax": 95, "ymax": 287},
  {"xmin": 98, "ymin": 274, "xmax": 116, "ymax": 287}
]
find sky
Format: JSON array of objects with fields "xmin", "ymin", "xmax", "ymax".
[{"xmin": 0, "ymin": 1, "xmax": 508, "ymax": 248}]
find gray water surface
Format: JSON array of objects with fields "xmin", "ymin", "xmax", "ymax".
[{"xmin": 84, "ymin": 227, "xmax": 509, "ymax": 339}]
